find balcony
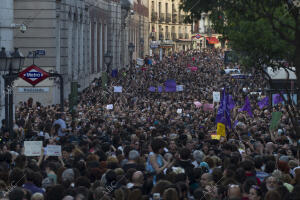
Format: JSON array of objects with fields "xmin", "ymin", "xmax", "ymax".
[
  {"xmin": 150, "ymin": 32, "xmax": 156, "ymax": 40},
  {"xmin": 179, "ymin": 15, "xmax": 185, "ymax": 24},
  {"xmin": 159, "ymin": 32, "xmax": 164, "ymax": 40},
  {"xmin": 166, "ymin": 13, "xmax": 171, "ymax": 23},
  {"xmin": 179, "ymin": 33, "xmax": 184, "ymax": 39},
  {"xmin": 172, "ymin": 13, "xmax": 177, "ymax": 23},
  {"xmin": 165, "ymin": 32, "xmax": 170, "ymax": 40},
  {"xmin": 159, "ymin": 13, "xmax": 165, "ymax": 23},
  {"xmin": 172, "ymin": 33, "xmax": 177, "ymax": 40},
  {"xmin": 185, "ymin": 34, "xmax": 189, "ymax": 39},
  {"xmin": 151, "ymin": 12, "xmax": 158, "ymax": 21}
]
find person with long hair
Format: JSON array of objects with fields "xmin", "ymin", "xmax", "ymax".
[
  {"xmin": 248, "ymin": 185, "xmax": 262, "ymax": 200},
  {"xmin": 146, "ymin": 139, "xmax": 174, "ymax": 184}
]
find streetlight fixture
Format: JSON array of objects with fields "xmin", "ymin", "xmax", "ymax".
[
  {"xmin": 104, "ymin": 51, "xmax": 113, "ymax": 73},
  {"xmin": 103, "ymin": 51, "xmax": 112, "ymax": 87},
  {"xmin": 0, "ymin": 47, "xmax": 25, "ymax": 137},
  {"xmin": 128, "ymin": 42, "xmax": 135, "ymax": 68}
]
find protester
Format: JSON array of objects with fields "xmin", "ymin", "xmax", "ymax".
[{"xmin": 0, "ymin": 48, "xmax": 299, "ymax": 200}]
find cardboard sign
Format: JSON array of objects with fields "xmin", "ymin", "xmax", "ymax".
[
  {"xmin": 24, "ymin": 141, "xmax": 43, "ymax": 156},
  {"xmin": 177, "ymin": 109, "xmax": 182, "ymax": 114},
  {"xmin": 203, "ymin": 104, "xmax": 214, "ymax": 111},
  {"xmin": 106, "ymin": 104, "xmax": 114, "ymax": 110},
  {"xmin": 114, "ymin": 86, "xmax": 122, "ymax": 93},
  {"xmin": 176, "ymin": 85, "xmax": 184, "ymax": 92},
  {"xmin": 46, "ymin": 145, "xmax": 62, "ymax": 156},
  {"xmin": 211, "ymin": 134, "xmax": 221, "ymax": 140},
  {"xmin": 213, "ymin": 92, "xmax": 220, "ymax": 102},
  {"xmin": 217, "ymin": 123, "xmax": 226, "ymax": 137},
  {"xmin": 194, "ymin": 101, "xmax": 202, "ymax": 108},
  {"xmin": 137, "ymin": 58, "xmax": 145, "ymax": 66}
]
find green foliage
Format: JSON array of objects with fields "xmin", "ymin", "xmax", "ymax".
[{"xmin": 180, "ymin": 0, "xmax": 299, "ymax": 70}]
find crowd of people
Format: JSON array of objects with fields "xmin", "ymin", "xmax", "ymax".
[{"xmin": 0, "ymin": 48, "xmax": 299, "ymax": 200}]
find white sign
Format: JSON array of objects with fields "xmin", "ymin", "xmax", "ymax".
[
  {"xmin": 213, "ymin": 92, "xmax": 220, "ymax": 102},
  {"xmin": 114, "ymin": 86, "xmax": 122, "ymax": 93},
  {"xmin": 18, "ymin": 87, "xmax": 49, "ymax": 93},
  {"xmin": 149, "ymin": 49, "xmax": 152, "ymax": 56},
  {"xmin": 46, "ymin": 145, "xmax": 62, "ymax": 156},
  {"xmin": 106, "ymin": 104, "xmax": 114, "ymax": 110},
  {"xmin": 137, "ymin": 58, "xmax": 144, "ymax": 66},
  {"xmin": 177, "ymin": 109, "xmax": 182, "ymax": 114},
  {"xmin": 176, "ymin": 85, "xmax": 184, "ymax": 92},
  {"xmin": 24, "ymin": 141, "xmax": 43, "ymax": 156}
]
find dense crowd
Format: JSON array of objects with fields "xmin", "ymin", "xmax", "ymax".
[{"xmin": 0, "ymin": 48, "xmax": 299, "ymax": 200}]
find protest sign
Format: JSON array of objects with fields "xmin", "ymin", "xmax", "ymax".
[
  {"xmin": 217, "ymin": 123, "xmax": 226, "ymax": 137},
  {"xmin": 149, "ymin": 86, "xmax": 156, "ymax": 92},
  {"xmin": 137, "ymin": 58, "xmax": 145, "ymax": 66},
  {"xmin": 46, "ymin": 145, "xmax": 62, "ymax": 156},
  {"xmin": 194, "ymin": 101, "xmax": 202, "ymax": 108},
  {"xmin": 158, "ymin": 86, "xmax": 163, "ymax": 93},
  {"xmin": 106, "ymin": 104, "xmax": 113, "ymax": 110},
  {"xmin": 190, "ymin": 67, "xmax": 198, "ymax": 71},
  {"xmin": 211, "ymin": 134, "xmax": 221, "ymax": 140},
  {"xmin": 269, "ymin": 112, "xmax": 282, "ymax": 131},
  {"xmin": 213, "ymin": 92, "xmax": 220, "ymax": 102},
  {"xmin": 203, "ymin": 104, "xmax": 214, "ymax": 111},
  {"xmin": 177, "ymin": 109, "xmax": 182, "ymax": 114},
  {"xmin": 114, "ymin": 86, "xmax": 122, "ymax": 93},
  {"xmin": 176, "ymin": 85, "xmax": 184, "ymax": 92},
  {"xmin": 24, "ymin": 141, "xmax": 43, "ymax": 156}
]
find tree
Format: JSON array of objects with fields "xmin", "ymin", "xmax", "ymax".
[
  {"xmin": 180, "ymin": 0, "xmax": 299, "ymax": 86},
  {"xmin": 180, "ymin": 0, "xmax": 300, "ymax": 137}
]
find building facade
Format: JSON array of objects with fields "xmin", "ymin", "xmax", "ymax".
[
  {"xmin": 0, "ymin": 0, "xmax": 136, "ymax": 124},
  {"xmin": 148, "ymin": 0, "xmax": 192, "ymax": 56},
  {"xmin": 125, "ymin": 0, "xmax": 149, "ymax": 63},
  {"xmin": 191, "ymin": 13, "xmax": 223, "ymax": 49}
]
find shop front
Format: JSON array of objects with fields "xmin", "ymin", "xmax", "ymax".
[{"xmin": 175, "ymin": 39, "xmax": 193, "ymax": 52}]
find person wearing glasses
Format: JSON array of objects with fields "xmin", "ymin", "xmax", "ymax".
[{"xmin": 248, "ymin": 185, "xmax": 262, "ymax": 200}]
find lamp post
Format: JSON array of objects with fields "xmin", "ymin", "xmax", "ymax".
[
  {"xmin": 103, "ymin": 51, "xmax": 112, "ymax": 88},
  {"xmin": 140, "ymin": 39, "xmax": 144, "ymax": 58},
  {"xmin": 0, "ymin": 47, "xmax": 25, "ymax": 137},
  {"xmin": 128, "ymin": 42, "xmax": 135, "ymax": 69}
]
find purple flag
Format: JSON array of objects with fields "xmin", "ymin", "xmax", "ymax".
[
  {"xmin": 273, "ymin": 94, "xmax": 284, "ymax": 105},
  {"xmin": 233, "ymin": 120, "xmax": 239, "ymax": 128},
  {"xmin": 158, "ymin": 86, "xmax": 163, "ymax": 93},
  {"xmin": 239, "ymin": 96, "xmax": 253, "ymax": 118},
  {"xmin": 164, "ymin": 80, "xmax": 176, "ymax": 92},
  {"xmin": 228, "ymin": 95, "xmax": 235, "ymax": 110},
  {"xmin": 258, "ymin": 96, "xmax": 269, "ymax": 109},
  {"xmin": 216, "ymin": 89, "xmax": 231, "ymax": 128},
  {"xmin": 148, "ymin": 86, "xmax": 156, "ymax": 92},
  {"xmin": 111, "ymin": 69, "xmax": 118, "ymax": 77}
]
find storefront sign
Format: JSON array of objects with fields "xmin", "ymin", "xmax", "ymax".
[{"xmin": 18, "ymin": 87, "xmax": 49, "ymax": 93}]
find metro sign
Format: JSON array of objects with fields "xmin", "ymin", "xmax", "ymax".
[
  {"xmin": 195, "ymin": 34, "xmax": 202, "ymax": 39},
  {"xmin": 18, "ymin": 64, "xmax": 49, "ymax": 86}
]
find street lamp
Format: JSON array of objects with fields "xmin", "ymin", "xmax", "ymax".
[
  {"xmin": 104, "ymin": 51, "xmax": 113, "ymax": 74},
  {"xmin": 140, "ymin": 39, "xmax": 144, "ymax": 58},
  {"xmin": 0, "ymin": 47, "xmax": 25, "ymax": 137},
  {"xmin": 103, "ymin": 51, "xmax": 112, "ymax": 87},
  {"xmin": 128, "ymin": 42, "xmax": 135, "ymax": 68}
]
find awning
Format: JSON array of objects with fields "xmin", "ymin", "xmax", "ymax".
[
  {"xmin": 206, "ymin": 37, "xmax": 219, "ymax": 44},
  {"xmin": 175, "ymin": 39, "xmax": 193, "ymax": 43}
]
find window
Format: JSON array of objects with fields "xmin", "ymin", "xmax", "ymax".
[
  {"xmin": 159, "ymin": 2, "xmax": 161, "ymax": 14},
  {"xmin": 166, "ymin": 3, "xmax": 168, "ymax": 13}
]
